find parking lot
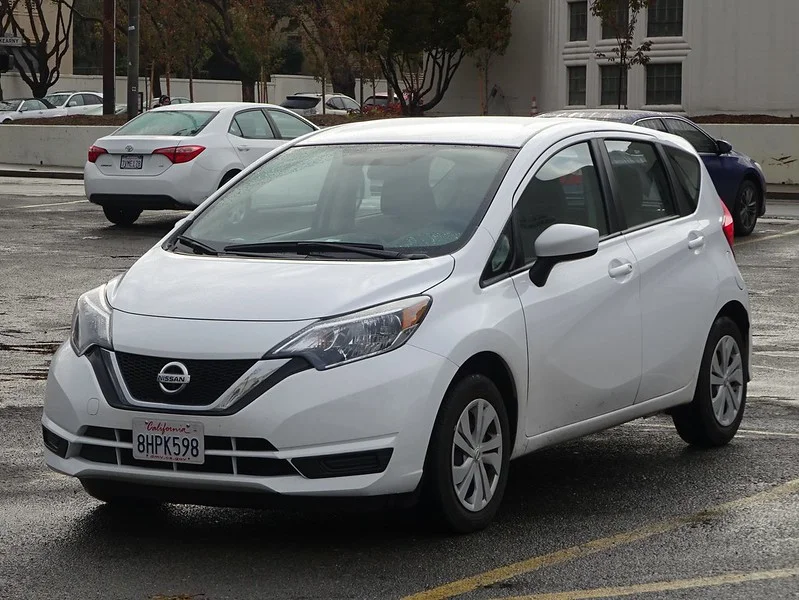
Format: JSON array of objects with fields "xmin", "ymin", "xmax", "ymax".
[{"xmin": 0, "ymin": 178, "xmax": 797, "ymax": 600}]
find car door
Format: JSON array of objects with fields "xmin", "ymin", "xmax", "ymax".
[
  {"xmin": 21, "ymin": 99, "xmax": 47, "ymax": 119},
  {"xmin": 79, "ymin": 94, "xmax": 103, "ymax": 114},
  {"xmin": 662, "ymin": 117, "xmax": 737, "ymax": 202},
  {"xmin": 509, "ymin": 139, "xmax": 643, "ymax": 437},
  {"xmin": 226, "ymin": 108, "xmax": 282, "ymax": 166},
  {"xmin": 65, "ymin": 94, "xmax": 84, "ymax": 114},
  {"xmin": 601, "ymin": 137, "xmax": 720, "ymax": 404},
  {"xmin": 266, "ymin": 108, "xmax": 317, "ymax": 140}
]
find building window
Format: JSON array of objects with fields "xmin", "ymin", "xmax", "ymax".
[
  {"xmin": 569, "ymin": 1, "xmax": 588, "ymax": 41},
  {"xmin": 601, "ymin": 1, "xmax": 629, "ymax": 39},
  {"xmin": 646, "ymin": 63, "xmax": 682, "ymax": 105},
  {"xmin": 600, "ymin": 65, "xmax": 627, "ymax": 106},
  {"xmin": 648, "ymin": 0, "xmax": 683, "ymax": 37},
  {"xmin": 567, "ymin": 66, "xmax": 587, "ymax": 105}
]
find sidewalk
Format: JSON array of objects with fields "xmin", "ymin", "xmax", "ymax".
[{"xmin": 0, "ymin": 163, "xmax": 83, "ymax": 180}]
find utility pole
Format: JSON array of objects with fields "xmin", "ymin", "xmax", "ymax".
[
  {"xmin": 102, "ymin": 0, "xmax": 116, "ymax": 115},
  {"xmin": 126, "ymin": 0, "xmax": 140, "ymax": 121}
]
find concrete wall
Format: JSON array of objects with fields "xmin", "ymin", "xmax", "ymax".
[
  {"xmin": 703, "ymin": 124, "xmax": 799, "ymax": 185},
  {"xmin": 0, "ymin": 125, "xmax": 116, "ymax": 168},
  {"xmin": 0, "ymin": 73, "xmax": 390, "ymax": 107}
]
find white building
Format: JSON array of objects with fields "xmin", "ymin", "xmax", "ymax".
[{"xmin": 436, "ymin": 0, "xmax": 799, "ymax": 117}]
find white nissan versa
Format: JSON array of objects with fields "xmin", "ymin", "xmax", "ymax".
[{"xmin": 43, "ymin": 117, "xmax": 751, "ymax": 532}]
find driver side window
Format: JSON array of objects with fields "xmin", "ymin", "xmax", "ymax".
[{"xmin": 514, "ymin": 142, "xmax": 609, "ymax": 264}]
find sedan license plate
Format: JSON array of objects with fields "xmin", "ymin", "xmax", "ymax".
[
  {"xmin": 120, "ymin": 154, "xmax": 143, "ymax": 169},
  {"xmin": 132, "ymin": 418, "xmax": 204, "ymax": 464}
]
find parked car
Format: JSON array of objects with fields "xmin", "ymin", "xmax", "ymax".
[
  {"xmin": 362, "ymin": 94, "xmax": 391, "ymax": 108},
  {"xmin": 280, "ymin": 92, "xmax": 361, "ymax": 116},
  {"xmin": 46, "ymin": 117, "xmax": 750, "ymax": 532},
  {"xmin": 539, "ymin": 109, "xmax": 767, "ymax": 236},
  {"xmin": 151, "ymin": 96, "xmax": 191, "ymax": 108},
  {"xmin": 44, "ymin": 91, "xmax": 104, "ymax": 115},
  {"xmin": 0, "ymin": 97, "xmax": 66, "ymax": 123},
  {"xmin": 84, "ymin": 102, "xmax": 319, "ymax": 225},
  {"xmin": 84, "ymin": 103, "xmax": 128, "ymax": 116}
]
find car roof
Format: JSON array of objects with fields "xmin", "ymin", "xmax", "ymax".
[
  {"xmin": 151, "ymin": 101, "xmax": 285, "ymax": 112},
  {"xmin": 539, "ymin": 108, "xmax": 682, "ymax": 124},
  {"xmin": 294, "ymin": 116, "xmax": 658, "ymax": 148}
]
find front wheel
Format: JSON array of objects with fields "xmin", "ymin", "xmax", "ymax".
[
  {"xmin": 423, "ymin": 374, "xmax": 510, "ymax": 533},
  {"xmin": 672, "ymin": 316, "xmax": 746, "ymax": 447},
  {"xmin": 733, "ymin": 180, "xmax": 759, "ymax": 237},
  {"xmin": 102, "ymin": 206, "xmax": 141, "ymax": 226}
]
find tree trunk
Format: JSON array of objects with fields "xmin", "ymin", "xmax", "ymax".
[
  {"xmin": 188, "ymin": 66, "xmax": 194, "ymax": 102},
  {"xmin": 321, "ymin": 75, "xmax": 327, "ymax": 114},
  {"xmin": 329, "ymin": 62, "xmax": 356, "ymax": 99},
  {"xmin": 0, "ymin": 75, "xmax": 4, "ymax": 101},
  {"xmin": 241, "ymin": 77, "xmax": 255, "ymax": 102},
  {"xmin": 358, "ymin": 52, "xmax": 365, "ymax": 107},
  {"xmin": 152, "ymin": 63, "xmax": 163, "ymax": 101},
  {"xmin": 166, "ymin": 60, "xmax": 172, "ymax": 97}
]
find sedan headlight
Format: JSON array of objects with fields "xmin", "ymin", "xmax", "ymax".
[
  {"xmin": 70, "ymin": 284, "xmax": 113, "ymax": 356},
  {"xmin": 268, "ymin": 296, "xmax": 432, "ymax": 369}
]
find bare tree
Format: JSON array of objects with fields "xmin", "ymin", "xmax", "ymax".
[{"xmin": 0, "ymin": 0, "xmax": 75, "ymax": 97}]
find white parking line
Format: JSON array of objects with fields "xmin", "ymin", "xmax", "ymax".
[
  {"xmin": 15, "ymin": 199, "xmax": 86, "ymax": 209},
  {"xmin": 736, "ymin": 227, "xmax": 799, "ymax": 246},
  {"xmin": 625, "ymin": 422, "xmax": 799, "ymax": 439}
]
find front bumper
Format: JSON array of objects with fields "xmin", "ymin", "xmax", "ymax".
[{"xmin": 43, "ymin": 341, "xmax": 458, "ymax": 498}]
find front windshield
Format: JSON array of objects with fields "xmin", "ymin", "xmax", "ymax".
[
  {"xmin": 113, "ymin": 110, "xmax": 217, "ymax": 136},
  {"xmin": 184, "ymin": 143, "xmax": 516, "ymax": 258},
  {"xmin": 0, "ymin": 100, "xmax": 22, "ymax": 111},
  {"xmin": 45, "ymin": 94, "xmax": 69, "ymax": 106}
]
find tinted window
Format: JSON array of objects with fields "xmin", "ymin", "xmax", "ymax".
[
  {"xmin": 44, "ymin": 94, "xmax": 69, "ymax": 106},
  {"xmin": 268, "ymin": 109, "xmax": 315, "ymax": 138},
  {"xmin": 232, "ymin": 109, "xmax": 275, "ymax": 139},
  {"xmin": 81, "ymin": 94, "xmax": 102, "ymax": 105},
  {"xmin": 514, "ymin": 143, "xmax": 608, "ymax": 263},
  {"xmin": 22, "ymin": 99, "xmax": 46, "ymax": 110},
  {"xmin": 280, "ymin": 96, "xmax": 320, "ymax": 110},
  {"xmin": 341, "ymin": 97, "xmax": 360, "ymax": 111},
  {"xmin": 114, "ymin": 111, "xmax": 216, "ymax": 136},
  {"xmin": 604, "ymin": 140, "xmax": 678, "ymax": 228},
  {"xmin": 328, "ymin": 97, "xmax": 345, "ymax": 110},
  {"xmin": 67, "ymin": 95, "xmax": 84, "ymax": 107},
  {"xmin": 663, "ymin": 118, "xmax": 718, "ymax": 154},
  {"xmin": 636, "ymin": 118, "xmax": 668, "ymax": 132},
  {"xmin": 664, "ymin": 145, "xmax": 701, "ymax": 211},
  {"xmin": 184, "ymin": 144, "xmax": 515, "ymax": 258}
]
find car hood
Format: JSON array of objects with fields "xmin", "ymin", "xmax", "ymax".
[{"xmin": 108, "ymin": 248, "xmax": 455, "ymax": 321}]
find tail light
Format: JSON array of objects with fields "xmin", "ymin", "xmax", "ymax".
[
  {"xmin": 88, "ymin": 145, "xmax": 107, "ymax": 163},
  {"xmin": 153, "ymin": 145, "xmax": 205, "ymax": 164},
  {"xmin": 721, "ymin": 200, "xmax": 735, "ymax": 252}
]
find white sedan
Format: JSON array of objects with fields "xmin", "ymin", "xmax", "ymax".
[
  {"xmin": 0, "ymin": 97, "xmax": 66, "ymax": 123},
  {"xmin": 84, "ymin": 102, "xmax": 319, "ymax": 225},
  {"xmin": 46, "ymin": 116, "xmax": 750, "ymax": 532}
]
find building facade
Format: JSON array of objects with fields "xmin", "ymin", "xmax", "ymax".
[{"xmin": 435, "ymin": 0, "xmax": 799, "ymax": 117}]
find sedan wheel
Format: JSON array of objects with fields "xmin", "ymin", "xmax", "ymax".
[
  {"xmin": 709, "ymin": 335, "xmax": 744, "ymax": 427},
  {"xmin": 734, "ymin": 181, "xmax": 759, "ymax": 237},
  {"xmin": 424, "ymin": 374, "xmax": 510, "ymax": 533},
  {"xmin": 103, "ymin": 206, "xmax": 142, "ymax": 227}
]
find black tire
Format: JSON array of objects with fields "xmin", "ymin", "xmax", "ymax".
[
  {"xmin": 218, "ymin": 170, "xmax": 240, "ymax": 189},
  {"xmin": 80, "ymin": 479, "xmax": 161, "ymax": 507},
  {"xmin": 733, "ymin": 180, "xmax": 759, "ymax": 237},
  {"xmin": 422, "ymin": 374, "xmax": 511, "ymax": 533},
  {"xmin": 102, "ymin": 206, "xmax": 142, "ymax": 226},
  {"xmin": 672, "ymin": 316, "xmax": 747, "ymax": 447}
]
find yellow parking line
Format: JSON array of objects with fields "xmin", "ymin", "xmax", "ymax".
[
  {"xmin": 492, "ymin": 566, "xmax": 799, "ymax": 600},
  {"xmin": 735, "ymin": 227, "xmax": 799, "ymax": 246},
  {"xmin": 401, "ymin": 478, "xmax": 799, "ymax": 600}
]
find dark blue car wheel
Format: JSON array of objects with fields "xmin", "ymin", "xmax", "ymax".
[{"xmin": 733, "ymin": 180, "xmax": 759, "ymax": 237}]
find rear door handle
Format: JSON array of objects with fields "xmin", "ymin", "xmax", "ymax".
[
  {"xmin": 236, "ymin": 145, "xmax": 250, "ymax": 151},
  {"xmin": 608, "ymin": 262, "xmax": 634, "ymax": 278},
  {"xmin": 688, "ymin": 233, "xmax": 705, "ymax": 249}
]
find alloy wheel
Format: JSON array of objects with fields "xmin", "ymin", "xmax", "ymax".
[
  {"xmin": 738, "ymin": 186, "xmax": 758, "ymax": 231},
  {"xmin": 710, "ymin": 335, "xmax": 744, "ymax": 427}
]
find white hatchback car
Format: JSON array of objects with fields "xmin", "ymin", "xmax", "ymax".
[
  {"xmin": 45, "ymin": 117, "xmax": 751, "ymax": 532},
  {"xmin": 84, "ymin": 102, "xmax": 318, "ymax": 226}
]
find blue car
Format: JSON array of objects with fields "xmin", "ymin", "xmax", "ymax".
[{"xmin": 539, "ymin": 110, "xmax": 767, "ymax": 236}]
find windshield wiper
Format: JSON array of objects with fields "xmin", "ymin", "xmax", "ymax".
[
  {"xmin": 222, "ymin": 241, "xmax": 428, "ymax": 260},
  {"xmin": 174, "ymin": 234, "xmax": 218, "ymax": 256}
]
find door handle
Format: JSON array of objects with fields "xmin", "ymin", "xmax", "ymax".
[
  {"xmin": 608, "ymin": 261, "xmax": 634, "ymax": 278},
  {"xmin": 687, "ymin": 233, "xmax": 705, "ymax": 250},
  {"xmin": 236, "ymin": 145, "xmax": 250, "ymax": 151}
]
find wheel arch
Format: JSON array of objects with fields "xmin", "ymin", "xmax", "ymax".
[
  {"xmin": 218, "ymin": 168, "xmax": 242, "ymax": 189},
  {"xmin": 715, "ymin": 300, "xmax": 751, "ymax": 380}
]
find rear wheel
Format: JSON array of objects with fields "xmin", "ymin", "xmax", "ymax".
[
  {"xmin": 423, "ymin": 374, "xmax": 510, "ymax": 533},
  {"xmin": 102, "ymin": 206, "xmax": 141, "ymax": 226},
  {"xmin": 672, "ymin": 316, "xmax": 746, "ymax": 447},
  {"xmin": 733, "ymin": 180, "xmax": 759, "ymax": 237},
  {"xmin": 80, "ymin": 479, "xmax": 161, "ymax": 508}
]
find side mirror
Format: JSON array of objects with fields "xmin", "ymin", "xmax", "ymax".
[
  {"xmin": 529, "ymin": 223, "xmax": 599, "ymax": 287},
  {"xmin": 716, "ymin": 140, "xmax": 733, "ymax": 154}
]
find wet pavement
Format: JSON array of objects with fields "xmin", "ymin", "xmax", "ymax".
[{"xmin": 0, "ymin": 180, "xmax": 797, "ymax": 600}]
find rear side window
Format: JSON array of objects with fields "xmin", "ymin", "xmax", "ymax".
[
  {"xmin": 268, "ymin": 109, "xmax": 316, "ymax": 138},
  {"xmin": 114, "ymin": 111, "xmax": 216, "ymax": 136},
  {"xmin": 280, "ymin": 96, "xmax": 320, "ymax": 110},
  {"xmin": 604, "ymin": 140, "xmax": 678, "ymax": 229},
  {"xmin": 664, "ymin": 145, "xmax": 701, "ymax": 212},
  {"xmin": 636, "ymin": 118, "xmax": 668, "ymax": 132},
  {"xmin": 231, "ymin": 109, "xmax": 275, "ymax": 139},
  {"xmin": 663, "ymin": 118, "xmax": 718, "ymax": 154}
]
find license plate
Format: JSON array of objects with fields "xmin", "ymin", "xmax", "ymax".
[
  {"xmin": 132, "ymin": 418, "xmax": 204, "ymax": 464},
  {"xmin": 120, "ymin": 154, "xmax": 143, "ymax": 169}
]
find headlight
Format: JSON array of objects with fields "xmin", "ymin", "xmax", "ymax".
[
  {"xmin": 70, "ymin": 284, "xmax": 113, "ymax": 356},
  {"xmin": 268, "ymin": 296, "xmax": 432, "ymax": 369}
]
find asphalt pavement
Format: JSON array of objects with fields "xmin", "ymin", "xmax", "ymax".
[{"xmin": 0, "ymin": 180, "xmax": 797, "ymax": 600}]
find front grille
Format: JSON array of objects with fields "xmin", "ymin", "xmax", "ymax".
[
  {"xmin": 115, "ymin": 352, "xmax": 256, "ymax": 406},
  {"xmin": 78, "ymin": 426, "xmax": 292, "ymax": 477}
]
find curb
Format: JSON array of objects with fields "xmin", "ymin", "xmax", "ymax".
[
  {"xmin": 768, "ymin": 190, "xmax": 799, "ymax": 201},
  {"xmin": 0, "ymin": 168, "xmax": 83, "ymax": 180}
]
